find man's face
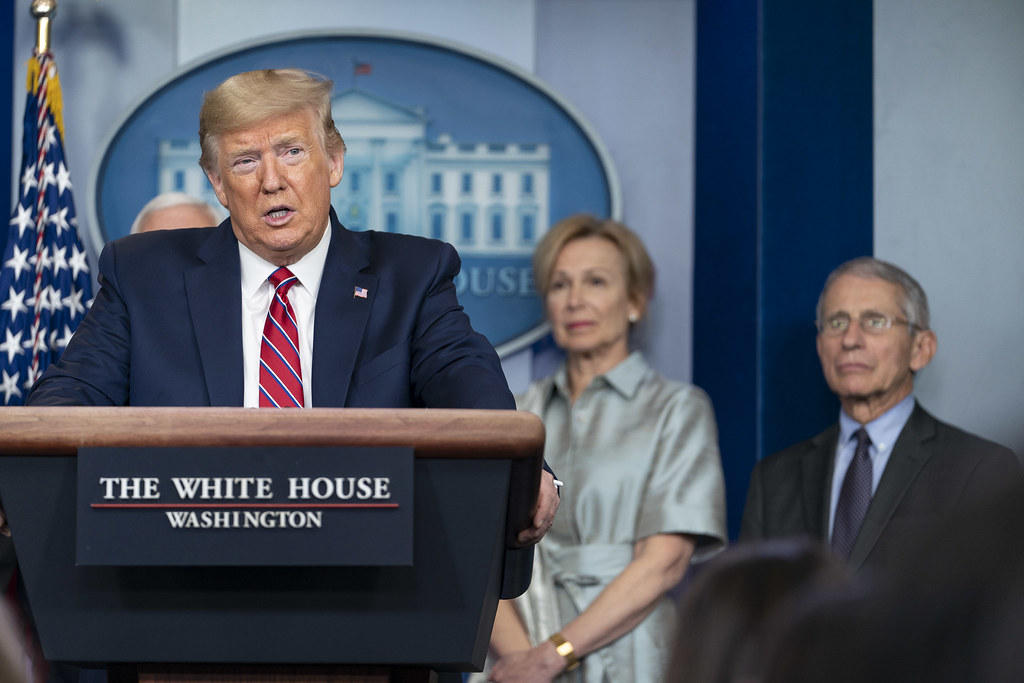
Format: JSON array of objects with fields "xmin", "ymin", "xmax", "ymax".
[
  {"xmin": 206, "ymin": 110, "xmax": 343, "ymax": 266},
  {"xmin": 816, "ymin": 273, "xmax": 935, "ymax": 418}
]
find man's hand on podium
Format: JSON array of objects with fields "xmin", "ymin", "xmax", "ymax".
[{"xmin": 517, "ymin": 469, "xmax": 560, "ymax": 546}]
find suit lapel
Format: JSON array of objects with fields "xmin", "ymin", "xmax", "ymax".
[
  {"xmin": 310, "ymin": 214, "xmax": 378, "ymax": 406},
  {"xmin": 184, "ymin": 222, "xmax": 244, "ymax": 406},
  {"xmin": 802, "ymin": 424, "xmax": 839, "ymax": 539},
  {"xmin": 847, "ymin": 404, "xmax": 936, "ymax": 571}
]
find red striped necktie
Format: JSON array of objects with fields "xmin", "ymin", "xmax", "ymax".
[{"xmin": 259, "ymin": 267, "xmax": 304, "ymax": 408}]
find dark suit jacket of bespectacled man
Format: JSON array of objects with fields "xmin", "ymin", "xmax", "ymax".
[
  {"xmin": 21, "ymin": 68, "xmax": 559, "ymax": 546},
  {"xmin": 740, "ymin": 256, "xmax": 1022, "ymax": 577}
]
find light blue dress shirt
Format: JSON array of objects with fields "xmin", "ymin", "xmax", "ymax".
[{"xmin": 828, "ymin": 394, "xmax": 916, "ymax": 540}]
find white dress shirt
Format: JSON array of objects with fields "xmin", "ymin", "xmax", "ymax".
[{"xmin": 238, "ymin": 222, "xmax": 331, "ymax": 408}]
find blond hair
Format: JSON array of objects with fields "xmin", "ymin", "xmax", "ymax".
[
  {"xmin": 533, "ymin": 214, "xmax": 655, "ymax": 311},
  {"xmin": 198, "ymin": 68, "xmax": 346, "ymax": 172}
]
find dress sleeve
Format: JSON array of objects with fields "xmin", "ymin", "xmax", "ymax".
[{"xmin": 636, "ymin": 385, "xmax": 728, "ymax": 562}]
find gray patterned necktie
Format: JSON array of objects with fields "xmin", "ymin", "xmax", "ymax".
[{"xmin": 832, "ymin": 428, "xmax": 873, "ymax": 559}]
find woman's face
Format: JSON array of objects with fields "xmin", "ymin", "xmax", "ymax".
[{"xmin": 545, "ymin": 236, "xmax": 639, "ymax": 362}]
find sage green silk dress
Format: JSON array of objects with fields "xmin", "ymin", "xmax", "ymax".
[{"xmin": 513, "ymin": 352, "xmax": 727, "ymax": 682}]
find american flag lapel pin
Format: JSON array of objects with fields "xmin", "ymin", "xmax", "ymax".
[{"xmin": 353, "ymin": 286, "xmax": 369, "ymax": 299}]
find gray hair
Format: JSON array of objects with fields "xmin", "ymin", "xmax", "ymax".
[
  {"xmin": 130, "ymin": 192, "xmax": 223, "ymax": 234},
  {"xmin": 816, "ymin": 257, "xmax": 930, "ymax": 331}
]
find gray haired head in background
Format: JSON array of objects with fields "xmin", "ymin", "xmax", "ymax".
[{"xmin": 130, "ymin": 191, "xmax": 223, "ymax": 234}]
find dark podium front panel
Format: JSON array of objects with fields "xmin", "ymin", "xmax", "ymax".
[{"xmin": 0, "ymin": 454, "xmax": 511, "ymax": 670}]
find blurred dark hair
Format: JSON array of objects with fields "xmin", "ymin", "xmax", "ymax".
[
  {"xmin": 667, "ymin": 537, "xmax": 852, "ymax": 683},
  {"xmin": 763, "ymin": 477, "xmax": 1024, "ymax": 683}
]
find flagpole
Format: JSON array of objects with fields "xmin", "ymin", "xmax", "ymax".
[{"xmin": 32, "ymin": 0, "xmax": 57, "ymax": 54}]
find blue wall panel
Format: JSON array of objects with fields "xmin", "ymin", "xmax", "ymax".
[
  {"xmin": 694, "ymin": 0, "xmax": 760, "ymax": 541},
  {"xmin": 695, "ymin": 0, "xmax": 873, "ymax": 539},
  {"xmin": 760, "ymin": 1, "xmax": 873, "ymax": 457}
]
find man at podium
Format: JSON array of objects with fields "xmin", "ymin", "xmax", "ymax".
[{"xmin": 25, "ymin": 67, "xmax": 558, "ymax": 544}]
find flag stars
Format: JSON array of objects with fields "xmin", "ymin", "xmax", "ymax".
[
  {"xmin": 0, "ymin": 328, "xmax": 26, "ymax": 364},
  {"xmin": 47, "ymin": 286, "xmax": 65, "ymax": 314},
  {"xmin": 39, "ymin": 286, "xmax": 64, "ymax": 314},
  {"xmin": 1, "ymin": 288, "xmax": 28, "ymax": 319},
  {"xmin": 68, "ymin": 245, "xmax": 89, "ymax": 280},
  {"xmin": 23, "ymin": 320, "xmax": 47, "ymax": 355},
  {"xmin": 55, "ymin": 162, "xmax": 73, "ymax": 196},
  {"xmin": 34, "ymin": 246, "xmax": 53, "ymax": 274},
  {"xmin": 27, "ymin": 289, "xmax": 43, "ymax": 313},
  {"xmin": 23, "ymin": 364, "xmax": 41, "ymax": 390},
  {"xmin": 49, "ymin": 208, "xmax": 71, "ymax": 238},
  {"xmin": 20, "ymin": 163, "xmax": 37, "ymax": 197},
  {"xmin": 5, "ymin": 246, "xmax": 32, "ymax": 280},
  {"xmin": 40, "ymin": 161, "xmax": 57, "ymax": 192},
  {"xmin": 34, "ymin": 206, "xmax": 51, "ymax": 234},
  {"xmin": 54, "ymin": 324, "xmax": 75, "ymax": 350},
  {"xmin": 0, "ymin": 369, "xmax": 22, "ymax": 405},
  {"xmin": 42, "ymin": 122, "xmax": 58, "ymax": 154},
  {"xmin": 62, "ymin": 288, "xmax": 85, "ymax": 318},
  {"xmin": 10, "ymin": 204, "xmax": 33, "ymax": 239},
  {"xmin": 50, "ymin": 246, "xmax": 68, "ymax": 274},
  {"xmin": 31, "ymin": 286, "xmax": 64, "ymax": 315}
]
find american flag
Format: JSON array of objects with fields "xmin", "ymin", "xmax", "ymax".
[{"xmin": 0, "ymin": 51, "xmax": 93, "ymax": 405}]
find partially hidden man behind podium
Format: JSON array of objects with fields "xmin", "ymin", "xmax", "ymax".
[
  {"xmin": 741, "ymin": 257, "xmax": 1022, "ymax": 577},
  {"xmin": 24, "ymin": 67, "xmax": 558, "ymax": 544}
]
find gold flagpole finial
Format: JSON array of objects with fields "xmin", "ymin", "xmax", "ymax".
[{"xmin": 31, "ymin": 0, "xmax": 58, "ymax": 54}]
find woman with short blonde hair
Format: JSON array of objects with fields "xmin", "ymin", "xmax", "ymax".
[{"xmin": 485, "ymin": 214, "xmax": 727, "ymax": 682}]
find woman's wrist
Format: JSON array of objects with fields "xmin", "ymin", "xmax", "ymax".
[{"xmin": 547, "ymin": 632, "xmax": 582, "ymax": 672}]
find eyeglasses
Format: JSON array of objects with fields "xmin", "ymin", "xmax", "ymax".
[{"xmin": 818, "ymin": 313, "xmax": 918, "ymax": 336}]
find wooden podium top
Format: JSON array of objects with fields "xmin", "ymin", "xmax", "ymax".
[
  {"xmin": 0, "ymin": 407, "xmax": 544, "ymax": 459},
  {"xmin": 0, "ymin": 407, "xmax": 544, "ymax": 553}
]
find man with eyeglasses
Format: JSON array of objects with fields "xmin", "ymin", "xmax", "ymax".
[{"xmin": 740, "ymin": 257, "xmax": 1021, "ymax": 575}]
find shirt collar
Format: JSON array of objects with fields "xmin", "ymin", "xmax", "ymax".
[
  {"xmin": 550, "ymin": 350, "xmax": 649, "ymax": 402},
  {"xmin": 838, "ymin": 393, "xmax": 916, "ymax": 453},
  {"xmin": 239, "ymin": 221, "xmax": 332, "ymax": 299}
]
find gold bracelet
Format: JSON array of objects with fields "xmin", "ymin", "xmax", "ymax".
[{"xmin": 548, "ymin": 632, "xmax": 581, "ymax": 672}]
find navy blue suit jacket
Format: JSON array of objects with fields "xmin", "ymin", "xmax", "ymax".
[{"xmin": 27, "ymin": 211, "xmax": 514, "ymax": 410}]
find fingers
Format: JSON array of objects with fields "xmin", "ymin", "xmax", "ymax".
[
  {"xmin": 516, "ymin": 471, "xmax": 563, "ymax": 546},
  {"xmin": 516, "ymin": 515, "xmax": 553, "ymax": 545},
  {"xmin": 517, "ymin": 527, "xmax": 541, "ymax": 546}
]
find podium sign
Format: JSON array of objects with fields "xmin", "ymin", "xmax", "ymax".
[
  {"xmin": 77, "ymin": 445, "xmax": 413, "ymax": 566},
  {"xmin": 0, "ymin": 407, "xmax": 544, "ymax": 674}
]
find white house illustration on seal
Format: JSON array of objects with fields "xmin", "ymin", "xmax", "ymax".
[{"xmin": 156, "ymin": 87, "xmax": 551, "ymax": 256}]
